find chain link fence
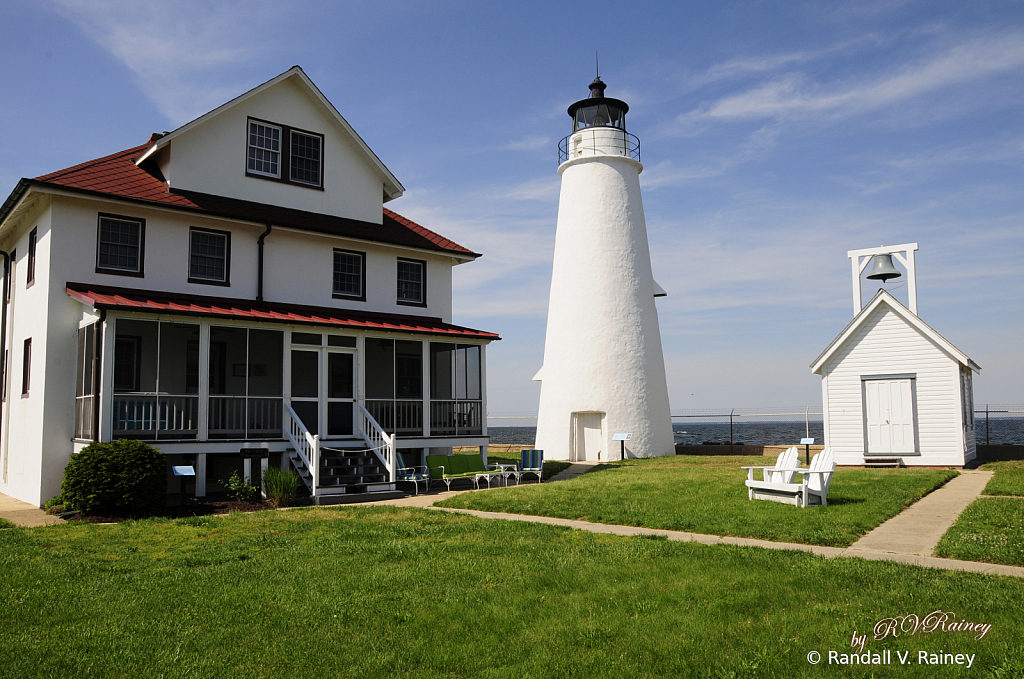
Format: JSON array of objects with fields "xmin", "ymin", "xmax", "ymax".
[
  {"xmin": 671, "ymin": 408, "xmax": 824, "ymax": 447},
  {"xmin": 975, "ymin": 405, "xmax": 1024, "ymax": 446},
  {"xmin": 486, "ymin": 405, "xmax": 1023, "ymax": 448}
]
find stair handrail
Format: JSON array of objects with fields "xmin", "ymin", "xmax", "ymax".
[
  {"xmin": 284, "ymin": 401, "xmax": 320, "ymax": 496},
  {"xmin": 357, "ymin": 402, "xmax": 395, "ymax": 480}
]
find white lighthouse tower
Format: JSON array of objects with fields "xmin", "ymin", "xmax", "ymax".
[{"xmin": 534, "ymin": 76, "xmax": 674, "ymax": 461}]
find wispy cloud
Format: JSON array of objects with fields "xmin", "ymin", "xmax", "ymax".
[
  {"xmin": 49, "ymin": 0, "xmax": 285, "ymax": 124},
  {"xmin": 689, "ymin": 32, "xmax": 1024, "ymax": 124}
]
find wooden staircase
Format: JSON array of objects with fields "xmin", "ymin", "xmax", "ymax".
[{"xmin": 286, "ymin": 443, "xmax": 403, "ymax": 505}]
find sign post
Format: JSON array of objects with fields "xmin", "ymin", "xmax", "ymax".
[
  {"xmin": 172, "ymin": 465, "xmax": 195, "ymax": 507},
  {"xmin": 800, "ymin": 437, "xmax": 815, "ymax": 466},
  {"xmin": 612, "ymin": 433, "xmax": 633, "ymax": 461}
]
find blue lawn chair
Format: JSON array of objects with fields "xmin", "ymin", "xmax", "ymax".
[
  {"xmin": 517, "ymin": 449, "xmax": 543, "ymax": 484},
  {"xmin": 396, "ymin": 451, "xmax": 430, "ymax": 495}
]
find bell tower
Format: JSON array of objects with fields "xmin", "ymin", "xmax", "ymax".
[{"xmin": 534, "ymin": 76, "xmax": 674, "ymax": 461}]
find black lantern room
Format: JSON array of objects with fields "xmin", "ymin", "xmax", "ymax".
[{"xmin": 567, "ymin": 77, "xmax": 629, "ymax": 132}]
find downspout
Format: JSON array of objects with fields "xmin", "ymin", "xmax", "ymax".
[{"xmin": 256, "ymin": 224, "xmax": 272, "ymax": 306}]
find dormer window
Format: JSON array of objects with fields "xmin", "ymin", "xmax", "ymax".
[
  {"xmin": 289, "ymin": 131, "xmax": 321, "ymax": 186},
  {"xmin": 247, "ymin": 121, "xmax": 281, "ymax": 177},
  {"xmin": 246, "ymin": 118, "xmax": 324, "ymax": 189}
]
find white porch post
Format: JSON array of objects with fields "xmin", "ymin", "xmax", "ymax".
[
  {"xmin": 421, "ymin": 339, "xmax": 430, "ymax": 437},
  {"xmin": 260, "ymin": 457, "xmax": 269, "ymax": 499},
  {"xmin": 480, "ymin": 343, "xmax": 488, "ymax": 465},
  {"xmin": 98, "ymin": 315, "xmax": 116, "ymax": 442},
  {"xmin": 198, "ymin": 322, "xmax": 210, "ymax": 440},
  {"xmin": 195, "ymin": 453, "xmax": 207, "ymax": 497}
]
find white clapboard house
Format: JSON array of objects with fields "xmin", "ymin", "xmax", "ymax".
[
  {"xmin": 0, "ymin": 67, "xmax": 498, "ymax": 506},
  {"xmin": 811, "ymin": 245, "xmax": 979, "ymax": 467}
]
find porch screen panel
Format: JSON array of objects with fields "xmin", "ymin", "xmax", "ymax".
[
  {"xmin": 156, "ymin": 323, "xmax": 199, "ymax": 439},
  {"xmin": 365, "ymin": 339, "xmax": 394, "ymax": 399},
  {"xmin": 364, "ymin": 339, "xmax": 394, "ymax": 432},
  {"xmin": 209, "ymin": 327, "xmax": 283, "ymax": 440},
  {"xmin": 247, "ymin": 329, "xmax": 283, "ymax": 438},
  {"xmin": 74, "ymin": 322, "xmax": 102, "ymax": 440},
  {"xmin": 429, "ymin": 342, "xmax": 482, "ymax": 436},
  {"xmin": 112, "ymin": 320, "xmax": 158, "ymax": 438},
  {"xmin": 393, "ymin": 341, "xmax": 423, "ymax": 435}
]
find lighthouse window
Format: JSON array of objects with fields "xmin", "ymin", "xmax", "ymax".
[{"xmin": 573, "ymin": 105, "xmax": 625, "ymax": 131}]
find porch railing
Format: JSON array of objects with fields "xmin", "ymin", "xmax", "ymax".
[
  {"xmin": 284, "ymin": 401, "xmax": 319, "ymax": 496},
  {"xmin": 358, "ymin": 403, "xmax": 395, "ymax": 480},
  {"xmin": 364, "ymin": 399, "xmax": 423, "ymax": 436},
  {"xmin": 112, "ymin": 394, "xmax": 199, "ymax": 439},
  {"xmin": 430, "ymin": 400, "xmax": 483, "ymax": 436},
  {"xmin": 208, "ymin": 396, "xmax": 283, "ymax": 439}
]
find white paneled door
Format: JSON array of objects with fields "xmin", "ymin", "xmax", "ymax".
[
  {"xmin": 864, "ymin": 379, "xmax": 916, "ymax": 454},
  {"xmin": 573, "ymin": 412, "xmax": 605, "ymax": 462}
]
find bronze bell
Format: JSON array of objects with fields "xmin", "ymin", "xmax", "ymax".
[{"xmin": 866, "ymin": 253, "xmax": 902, "ymax": 282}]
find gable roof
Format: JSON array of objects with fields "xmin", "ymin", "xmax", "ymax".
[
  {"xmin": 810, "ymin": 289, "xmax": 980, "ymax": 374},
  {"xmin": 0, "ymin": 141, "xmax": 478, "ymax": 258},
  {"xmin": 136, "ymin": 66, "xmax": 404, "ymax": 202}
]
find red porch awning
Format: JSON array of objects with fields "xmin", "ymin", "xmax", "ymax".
[{"xmin": 66, "ymin": 283, "xmax": 500, "ymax": 340}]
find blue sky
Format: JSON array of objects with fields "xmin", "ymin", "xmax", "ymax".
[{"xmin": 2, "ymin": 1, "xmax": 1022, "ymax": 419}]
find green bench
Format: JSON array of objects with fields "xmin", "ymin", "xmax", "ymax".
[{"xmin": 426, "ymin": 453, "xmax": 505, "ymax": 491}]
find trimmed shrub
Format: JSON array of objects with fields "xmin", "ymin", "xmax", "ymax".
[
  {"xmin": 264, "ymin": 467, "xmax": 299, "ymax": 507},
  {"xmin": 220, "ymin": 470, "xmax": 260, "ymax": 502},
  {"xmin": 61, "ymin": 440, "xmax": 167, "ymax": 516}
]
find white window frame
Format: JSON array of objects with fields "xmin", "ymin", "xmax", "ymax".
[{"xmin": 247, "ymin": 120, "xmax": 282, "ymax": 179}]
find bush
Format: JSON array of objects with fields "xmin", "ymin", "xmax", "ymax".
[
  {"xmin": 264, "ymin": 467, "xmax": 299, "ymax": 507},
  {"xmin": 44, "ymin": 494, "xmax": 73, "ymax": 514},
  {"xmin": 220, "ymin": 470, "xmax": 260, "ymax": 502},
  {"xmin": 61, "ymin": 440, "xmax": 167, "ymax": 516}
]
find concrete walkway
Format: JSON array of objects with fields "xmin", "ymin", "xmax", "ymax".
[
  {"xmin": 547, "ymin": 460, "xmax": 601, "ymax": 483},
  {"xmin": 848, "ymin": 470, "xmax": 993, "ymax": 556},
  {"xmin": 0, "ymin": 493, "xmax": 62, "ymax": 527},
  {"xmin": 427, "ymin": 505, "xmax": 1024, "ymax": 578}
]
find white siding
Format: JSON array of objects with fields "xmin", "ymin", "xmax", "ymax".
[
  {"xmin": 166, "ymin": 78, "xmax": 385, "ymax": 224},
  {"xmin": 821, "ymin": 305, "xmax": 966, "ymax": 466},
  {"xmin": 0, "ymin": 200, "xmax": 54, "ymax": 505},
  {"xmin": 50, "ymin": 196, "xmax": 453, "ymax": 321}
]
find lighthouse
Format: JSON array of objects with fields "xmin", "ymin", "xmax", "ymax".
[{"xmin": 534, "ymin": 76, "xmax": 675, "ymax": 461}]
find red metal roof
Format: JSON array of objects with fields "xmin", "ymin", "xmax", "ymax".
[
  {"xmin": 28, "ymin": 142, "xmax": 478, "ymax": 257},
  {"xmin": 66, "ymin": 283, "xmax": 500, "ymax": 340}
]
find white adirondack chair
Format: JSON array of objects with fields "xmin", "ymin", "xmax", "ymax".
[
  {"xmin": 741, "ymin": 446, "xmax": 801, "ymax": 500},
  {"xmin": 745, "ymin": 448, "xmax": 836, "ymax": 508}
]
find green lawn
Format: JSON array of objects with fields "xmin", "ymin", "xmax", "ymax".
[
  {"xmin": 438, "ymin": 455, "xmax": 957, "ymax": 547},
  {"xmin": 2, "ymin": 507, "xmax": 1023, "ymax": 678},
  {"xmin": 935, "ymin": 498, "xmax": 1024, "ymax": 566},
  {"xmin": 0, "ymin": 517, "xmax": 15, "ymax": 529},
  {"xmin": 981, "ymin": 460, "xmax": 1024, "ymax": 497}
]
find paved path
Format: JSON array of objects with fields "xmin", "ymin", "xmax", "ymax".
[
  {"xmin": 426, "ymin": 505, "xmax": 1024, "ymax": 578},
  {"xmin": 547, "ymin": 460, "xmax": 601, "ymax": 483},
  {"xmin": 849, "ymin": 470, "xmax": 993, "ymax": 556},
  {"xmin": 0, "ymin": 493, "xmax": 62, "ymax": 527}
]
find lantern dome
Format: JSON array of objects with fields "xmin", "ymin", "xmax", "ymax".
[{"xmin": 567, "ymin": 77, "xmax": 629, "ymax": 132}]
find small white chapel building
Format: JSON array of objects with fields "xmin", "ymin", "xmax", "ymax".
[
  {"xmin": 0, "ymin": 67, "xmax": 499, "ymax": 506},
  {"xmin": 811, "ymin": 244, "xmax": 979, "ymax": 467}
]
